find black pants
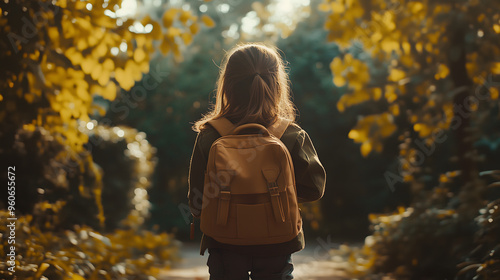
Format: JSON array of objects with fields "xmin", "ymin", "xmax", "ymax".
[{"xmin": 207, "ymin": 248, "xmax": 294, "ymax": 280}]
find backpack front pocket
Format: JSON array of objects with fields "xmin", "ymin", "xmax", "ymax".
[{"xmin": 236, "ymin": 203, "xmax": 269, "ymax": 239}]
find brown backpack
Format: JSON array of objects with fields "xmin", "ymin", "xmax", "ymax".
[{"xmin": 200, "ymin": 117, "xmax": 302, "ymax": 245}]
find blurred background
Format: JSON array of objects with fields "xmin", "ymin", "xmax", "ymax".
[{"xmin": 0, "ymin": 0, "xmax": 499, "ymax": 279}]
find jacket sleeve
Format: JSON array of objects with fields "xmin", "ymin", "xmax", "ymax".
[
  {"xmin": 188, "ymin": 132, "xmax": 206, "ymax": 218},
  {"xmin": 291, "ymin": 129, "xmax": 326, "ymax": 203}
]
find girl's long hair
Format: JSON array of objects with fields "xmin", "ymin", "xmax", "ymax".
[{"xmin": 193, "ymin": 43, "xmax": 296, "ymax": 132}]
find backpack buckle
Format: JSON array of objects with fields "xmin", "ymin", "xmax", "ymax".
[
  {"xmin": 268, "ymin": 182, "xmax": 279, "ymax": 196},
  {"xmin": 219, "ymin": 190, "xmax": 231, "ymax": 200},
  {"xmin": 217, "ymin": 189, "xmax": 231, "ymax": 226}
]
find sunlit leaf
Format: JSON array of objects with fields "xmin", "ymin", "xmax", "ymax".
[
  {"xmin": 201, "ymin": 15, "xmax": 215, "ymax": 28},
  {"xmin": 162, "ymin": 8, "xmax": 179, "ymax": 28},
  {"xmin": 388, "ymin": 68, "xmax": 405, "ymax": 82},
  {"xmin": 360, "ymin": 141, "xmax": 372, "ymax": 157},
  {"xmin": 334, "ymin": 75, "xmax": 346, "ymax": 87}
]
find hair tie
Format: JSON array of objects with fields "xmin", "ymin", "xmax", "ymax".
[{"xmin": 253, "ymin": 72, "xmax": 261, "ymax": 78}]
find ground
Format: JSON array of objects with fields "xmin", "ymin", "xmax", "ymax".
[{"xmin": 159, "ymin": 241, "xmax": 350, "ymax": 280}]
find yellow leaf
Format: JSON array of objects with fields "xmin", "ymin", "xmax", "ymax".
[
  {"xmin": 361, "ymin": 141, "xmax": 372, "ymax": 157},
  {"xmin": 150, "ymin": 21, "xmax": 162, "ymax": 40},
  {"xmin": 330, "ymin": 57, "xmax": 344, "ymax": 75},
  {"xmin": 162, "ymin": 8, "xmax": 178, "ymax": 28},
  {"xmin": 371, "ymin": 32, "xmax": 383, "ymax": 42},
  {"xmin": 379, "ymin": 117, "xmax": 396, "ymax": 137},
  {"xmin": 389, "ymin": 104, "xmax": 400, "ymax": 116},
  {"xmin": 415, "ymin": 42, "xmax": 423, "ymax": 53},
  {"xmin": 23, "ymin": 123, "xmax": 36, "ymax": 131},
  {"xmin": 402, "ymin": 42, "xmax": 411, "ymax": 54},
  {"xmin": 102, "ymin": 82, "xmax": 117, "ymax": 101},
  {"xmin": 81, "ymin": 57, "xmax": 95, "ymax": 74},
  {"xmin": 98, "ymin": 71, "xmax": 110, "ymax": 86},
  {"xmin": 372, "ymin": 88, "xmax": 382, "ymax": 100},
  {"xmin": 337, "ymin": 101, "xmax": 345, "ymax": 112},
  {"xmin": 90, "ymin": 64, "xmax": 103, "ymax": 81},
  {"xmin": 48, "ymin": 26, "xmax": 59, "ymax": 41},
  {"xmin": 115, "ymin": 68, "xmax": 134, "ymax": 91},
  {"xmin": 318, "ymin": 3, "xmax": 331, "ymax": 12},
  {"xmin": 384, "ymin": 85, "xmax": 398, "ymax": 103},
  {"xmin": 35, "ymin": 263, "xmax": 50, "ymax": 279},
  {"xmin": 179, "ymin": 10, "xmax": 192, "ymax": 24},
  {"xmin": 330, "ymin": 2, "xmax": 345, "ymax": 13},
  {"xmin": 189, "ymin": 22, "xmax": 200, "ymax": 34},
  {"xmin": 490, "ymin": 88, "xmax": 499, "ymax": 100},
  {"xmin": 135, "ymin": 34, "xmax": 147, "ymax": 48},
  {"xmin": 103, "ymin": 58, "xmax": 115, "ymax": 71},
  {"xmin": 439, "ymin": 174, "xmax": 449, "ymax": 183},
  {"xmin": 65, "ymin": 47, "xmax": 83, "ymax": 65},
  {"xmin": 160, "ymin": 39, "xmax": 171, "ymax": 55},
  {"xmin": 381, "ymin": 39, "xmax": 399, "ymax": 53},
  {"xmin": 201, "ymin": 15, "xmax": 215, "ymax": 28},
  {"xmin": 389, "ymin": 68, "xmax": 405, "ymax": 82},
  {"xmin": 494, "ymin": 24, "xmax": 500, "ymax": 34},
  {"xmin": 167, "ymin": 27, "xmax": 182, "ymax": 38},
  {"xmin": 435, "ymin": 64, "xmax": 449, "ymax": 79},
  {"xmin": 409, "ymin": 2, "xmax": 423, "ymax": 14},
  {"xmin": 182, "ymin": 32, "xmax": 193, "ymax": 45},
  {"xmin": 333, "ymin": 76, "xmax": 346, "ymax": 87},
  {"xmin": 134, "ymin": 48, "xmax": 146, "ymax": 62},
  {"xmin": 348, "ymin": 129, "xmax": 360, "ymax": 140},
  {"xmin": 491, "ymin": 62, "xmax": 500, "ymax": 74}
]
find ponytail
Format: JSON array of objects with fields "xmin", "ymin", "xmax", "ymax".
[{"xmin": 243, "ymin": 73, "xmax": 277, "ymax": 125}]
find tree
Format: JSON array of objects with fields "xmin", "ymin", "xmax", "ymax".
[
  {"xmin": 321, "ymin": 0, "xmax": 500, "ymax": 277},
  {"xmin": 322, "ymin": 0, "xmax": 500, "ymax": 207},
  {"xmin": 0, "ymin": 0, "xmax": 211, "ymax": 222}
]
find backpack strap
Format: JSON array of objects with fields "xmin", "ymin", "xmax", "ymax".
[
  {"xmin": 216, "ymin": 169, "xmax": 235, "ymax": 226},
  {"xmin": 268, "ymin": 118, "xmax": 291, "ymax": 139},
  {"xmin": 208, "ymin": 117, "xmax": 235, "ymax": 136},
  {"xmin": 209, "ymin": 117, "xmax": 290, "ymax": 138},
  {"xmin": 262, "ymin": 167, "xmax": 286, "ymax": 223}
]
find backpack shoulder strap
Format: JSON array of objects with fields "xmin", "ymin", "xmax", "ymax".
[
  {"xmin": 207, "ymin": 117, "xmax": 235, "ymax": 136},
  {"xmin": 268, "ymin": 118, "xmax": 291, "ymax": 139}
]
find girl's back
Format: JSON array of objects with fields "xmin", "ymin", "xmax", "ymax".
[{"xmin": 188, "ymin": 43, "xmax": 326, "ymax": 280}]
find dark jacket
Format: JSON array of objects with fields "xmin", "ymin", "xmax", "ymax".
[{"xmin": 188, "ymin": 122, "xmax": 326, "ymax": 256}]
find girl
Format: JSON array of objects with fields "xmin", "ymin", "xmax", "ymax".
[{"xmin": 188, "ymin": 43, "xmax": 326, "ymax": 280}]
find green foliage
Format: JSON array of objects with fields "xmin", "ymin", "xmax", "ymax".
[
  {"xmin": 458, "ymin": 172, "xmax": 500, "ymax": 280},
  {"xmin": 1, "ymin": 125, "xmax": 103, "ymax": 226},
  {"xmin": 329, "ymin": 172, "xmax": 500, "ymax": 279},
  {"xmin": 0, "ymin": 122, "xmax": 157, "ymax": 231},
  {"xmin": 85, "ymin": 124, "xmax": 157, "ymax": 231}
]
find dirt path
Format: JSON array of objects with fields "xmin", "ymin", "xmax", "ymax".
[{"xmin": 159, "ymin": 241, "xmax": 349, "ymax": 280}]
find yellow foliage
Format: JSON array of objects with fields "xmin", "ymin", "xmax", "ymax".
[
  {"xmin": 349, "ymin": 113, "xmax": 397, "ymax": 157},
  {"xmin": 384, "ymin": 85, "xmax": 398, "ymax": 103},
  {"xmin": 333, "ymin": 75, "xmax": 346, "ymax": 87},
  {"xmin": 324, "ymin": 0, "xmax": 500, "ymax": 165},
  {"xmin": 389, "ymin": 68, "xmax": 406, "ymax": 82},
  {"xmin": 0, "ymin": 209, "xmax": 178, "ymax": 279},
  {"xmin": 330, "ymin": 54, "xmax": 370, "ymax": 90},
  {"xmin": 491, "ymin": 88, "xmax": 499, "ymax": 100},
  {"xmin": 361, "ymin": 141, "xmax": 372, "ymax": 157},
  {"xmin": 434, "ymin": 64, "xmax": 450, "ymax": 80},
  {"xmin": 491, "ymin": 62, "xmax": 500, "ymax": 74},
  {"xmin": 0, "ymin": 1, "xmax": 216, "ymax": 219},
  {"xmin": 494, "ymin": 24, "xmax": 500, "ymax": 34}
]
